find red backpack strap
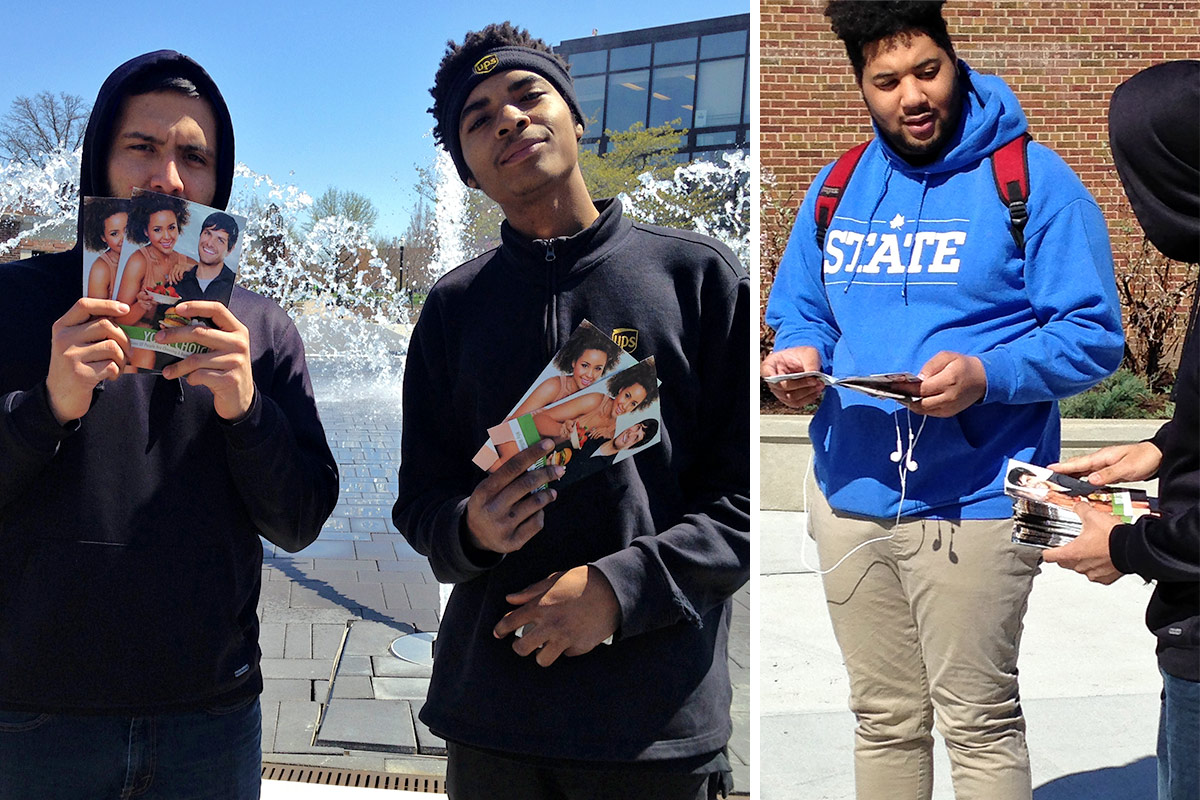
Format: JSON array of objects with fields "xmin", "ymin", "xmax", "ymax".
[
  {"xmin": 815, "ymin": 141, "xmax": 871, "ymax": 251},
  {"xmin": 991, "ymin": 133, "xmax": 1032, "ymax": 253}
]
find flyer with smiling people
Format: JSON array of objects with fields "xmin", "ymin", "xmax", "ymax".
[
  {"xmin": 470, "ymin": 320, "xmax": 639, "ymax": 471},
  {"xmin": 86, "ymin": 187, "xmax": 245, "ymax": 373},
  {"xmin": 485, "ymin": 357, "xmax": 662, "ymax": 489}
]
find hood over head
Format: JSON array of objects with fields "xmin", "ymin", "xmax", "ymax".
[
  {"xmin": 1108, "ymin": 60, "xmax": 1199, "ymax": 264},
  {"xmin": 77, "ymin": 50, "xmax": 235, "ymax": 241},
  {"xmin": 876, "ymin": 61, "xmax": 1028, "ymax": 175}
]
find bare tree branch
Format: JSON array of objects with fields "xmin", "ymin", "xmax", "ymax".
[
  {"xmin": 0, "ymin": 91, "xmax": 90, "ymax": 166},
  {"xmin": 308, "ymin": 187, "xmax": 379, "ymax": 231}
]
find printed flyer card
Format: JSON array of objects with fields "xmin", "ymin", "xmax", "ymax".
[
  {"xmin": 763, "ymin": 370, "xmax": 923, "ymax": 402},
  {"xmin": 486, "ymin": 357, "xmax": 662, "ymax": 489},
  {"xmin": 471, "ymin": 320, "xmax": 639, "ymax": 470},
  {"xmin": 83, "ymin": 189, "xmax": 246, "ymax": 373}
]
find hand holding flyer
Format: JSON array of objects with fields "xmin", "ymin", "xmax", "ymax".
[
  {"xmin": 472, "ymin": 321, "xmax": 662, "ymax": 488},
  {"xmin": 84, "ymin": 188, "xmax": 245, "ymax": 374},
  {"xmin": 486, "ymin": 357, "xmax": 662, "ymax": 489},
  {"xmin": 763, "ymin": 370, "xmax": 923, "ymax": 402}
]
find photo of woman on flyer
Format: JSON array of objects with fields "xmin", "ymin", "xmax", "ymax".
[{"xmin": 81, "ymin": 197, "xmax": 129, "ymax": 300}]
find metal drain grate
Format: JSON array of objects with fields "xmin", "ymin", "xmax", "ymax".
[{"xmin": 262, "ymin": 763, "xmax": 444, "ymax": 793}]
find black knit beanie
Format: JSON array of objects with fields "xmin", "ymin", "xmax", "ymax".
[{"xmin": 439, "ymin": 46, "xmax": 585, "ymax": 184}]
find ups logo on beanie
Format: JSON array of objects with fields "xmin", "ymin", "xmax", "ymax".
[{"xmin": 474, "ymin": 54, "xmax": 499, "ymax": 75}]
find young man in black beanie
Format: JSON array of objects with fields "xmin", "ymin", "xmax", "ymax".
[
  {"xmin": 0, "ymin": 52, "xmax": 337, "ymax": 797},
  {"xmin": 392, "ymin": 22, "xmax": 749, "ymax": 800}
]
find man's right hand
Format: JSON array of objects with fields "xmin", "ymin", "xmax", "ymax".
[
  {"xmin": 465, "ymin": 438, "xmax": 564, "ymax": 554},
  {"xmin": 761, "ymin": 346, "xmax": 824, "ymax": 408},
  {"xmin": 1049, "ymin": 441, "xmax": 1163, "ymax": 486},
  {"xmin": 46, "ymin": 298, "xmax": 132, "ymax": 425}
]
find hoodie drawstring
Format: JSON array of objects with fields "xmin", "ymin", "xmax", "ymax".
[
  {"xmin": 903, "ymin": 175, "xmax": 930, "ymax": 306},
  {"xmin": 845, "ymin": 163, "xmax": 893, "ymax": 293}
]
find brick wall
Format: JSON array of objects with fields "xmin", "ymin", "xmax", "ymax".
[{"xmin": 760, "ymin": 1, "xmax": 1199, "ymax": 362}]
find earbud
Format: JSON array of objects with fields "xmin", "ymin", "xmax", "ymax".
[
  {"xmin": 890, "ymin": 450, "xmax": 903, "ymax": 463},
  {"xmin": 906, "ymin": 457, "xmax": 918, "ymax": 471}
]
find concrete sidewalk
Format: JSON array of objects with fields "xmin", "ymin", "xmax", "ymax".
[
  {"xmin": 760, "ymin": 509, "xmax": 1162, "ymax": 800},
  {"xmin": 255, "ymin": 390, "xmax": 749, "ymax": 792}
]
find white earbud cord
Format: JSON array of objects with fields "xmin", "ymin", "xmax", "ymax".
[{"xmin": 800, "ymin": 406, "xmax": 929, "ymax": 576}]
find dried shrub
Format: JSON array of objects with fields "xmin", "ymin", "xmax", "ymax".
[{"xmin": 1111, "ymin": 226, "xmax": 1198, "ymax": 393}]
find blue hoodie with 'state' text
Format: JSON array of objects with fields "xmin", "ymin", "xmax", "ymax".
[{"xmin": 767, "ymin": 62, "xmax": 1124, "ymax": 520}]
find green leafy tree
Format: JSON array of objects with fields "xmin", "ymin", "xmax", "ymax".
[{"xmin": 578, "ymin": 121, "xmax": 683, "ymax": 200}]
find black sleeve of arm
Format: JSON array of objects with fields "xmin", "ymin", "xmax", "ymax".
[
  {"xmin": 1110, "ymin": 509, "xmax": 1200, "ymax": 583},
  {"xmin": 222, "ymin": 318, "xmax": 339, "ymax": 553},
  {"xmin": 0, "ymin": 382, "xmax": 76, "ymax": 513},
  {"xmin": 392, "ymin": 302, "xmax": 503, "ymax": 583}
]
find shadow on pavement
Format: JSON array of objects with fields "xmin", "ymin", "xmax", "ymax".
[{"xmin": 1035, "ymin": 756, "xmax": 1156, "ymax": 800}]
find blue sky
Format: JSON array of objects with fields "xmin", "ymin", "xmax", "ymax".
[{"xmin": 2, "ymin": 1, "xmax": 749, "ymax": 238}]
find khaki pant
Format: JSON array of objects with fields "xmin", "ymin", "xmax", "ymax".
[{"xmin": 809, "ymin": 484, "xmax": 1042, "ymax": 800}]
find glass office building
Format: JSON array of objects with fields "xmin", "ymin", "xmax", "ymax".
[{"xmin": 555, "ymin": 14, "xmax": 750, "ymax": 161}]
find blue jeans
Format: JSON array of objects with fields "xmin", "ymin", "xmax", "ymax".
[
  {"xmin": 0, "ymin": 695, "xmax": 261, "ymax": 799},
  {"xmin": 1158, "ymin": 670, "xmax": 1199, "ymax": 800}
]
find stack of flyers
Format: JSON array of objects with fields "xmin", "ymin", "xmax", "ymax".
[
  {"xmin": 81, "ymin": 188, "xmax": 246, "ymax": 374},
  {"xmin": 472, "ymin": 320, "xmax": 663, "ymax": 489},
  {"xmin": 1004, "ymin": 458, "xmax": 1156, "ymax": 548}
]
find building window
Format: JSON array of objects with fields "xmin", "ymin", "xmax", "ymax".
[
  {"xmin": 610, "ymin": 43, "xmax": 651, "ymax": 71},
  {"xmin": 575, "ymin": 74, "xmax": 607, "ymax": 132},
  {"xmin": 606, "ymin": 69, "xmax": 650, "ymax": 134},
  {"xmin": 697, "ymin": 130, "xmax": 738, "ymax": 147},
  {"xmin": 695, "ymin": 58, "xmax": 744, "ymax": 128},
  {"xmin": 568, "ymin": 50, "xmax": 607, "ymax": 76},
  {"xmin": 700, "ymin": 30, "xmax": 747, "ymax": 59},
  {"xmin": 654, "ymin": 37, "xmax": 697, "ymax": 65},
  {"xmin": 557, "ymin": 15, "xmax": 750, "ymax": 159},
  {"xmin": 649, "ymin": 64, "xmax": 696, "ymax": 129}
]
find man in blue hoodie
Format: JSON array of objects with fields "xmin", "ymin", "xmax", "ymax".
[{"xmin": 762, "ymin": 3, "xmax": 1123, "ymax": 799}]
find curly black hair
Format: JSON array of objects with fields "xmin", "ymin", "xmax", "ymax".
[
  {"xmin": 552, "ymin": 325, "xmax": 624, "ymax": 376},
  {"xmin": 605, "ymin": 360, "xmax": 660, "ymax": 410},
  {"xmin": 825, "ymin": 1, "xmax": 954, "ymax": 80},
  {"xmin": 427, "ymin": 22, "xmax": 566, "ymax": 149},
  {"xmin": 81, "ymin": 197, "xmax": 130, "ymax": 251},
  {"xmin": 126, "ymin": 192, "xmax": 190, "ymax": 245}
]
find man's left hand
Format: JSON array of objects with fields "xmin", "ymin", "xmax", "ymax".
[
  {"xmin": 494, "ymin": 565, "xmax": 620, "ymax": 667},
  {"xmin": 905, "ymin": 351, "xmax": 987, "ymax": 417},
  {"xmin": 156, "ymin": 301, "xmax": 254, "ymax": 421},
  {"xmin": 1043, "ymin": 502, "xmax": 1124, "ymax": 584}
]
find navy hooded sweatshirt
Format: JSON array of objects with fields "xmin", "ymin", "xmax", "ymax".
[
  {"xmin": 0, "ymin": 51, "xmax": 338, "ymax": 713},
  {"xmin": 1106, "ymin": 60, "xmax": 1199, "ymax": 682}
]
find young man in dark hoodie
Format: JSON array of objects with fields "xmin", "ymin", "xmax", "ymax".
[
  {"xmin": 1044, "ymin": 59, "xmax": 1199, "ymax": 800},
  {"xmin": 0, "ymin": 51, "xmax": 338, "ymax": 797},
  {"xmin": 391, "ymin": 22, "xmax": 749, "ymax": 800}
]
